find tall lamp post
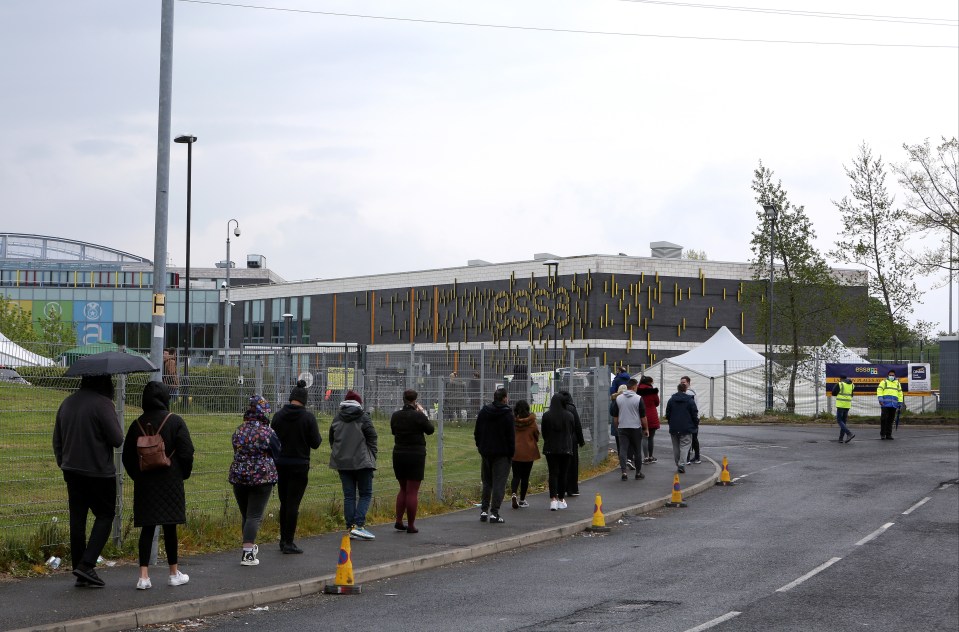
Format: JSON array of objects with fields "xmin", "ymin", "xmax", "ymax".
[
  {"xmin": 283, "ymin": 312, "xmax": 294, "ymax": 391},
  {"xmin": 762, "ymin": 203, "xmax": 778, "ymax": 411},
  {"xmin": 173, "ymin": 134, "xmax": 196, "ymax": 402},
  {"xmin": 542, "ymin": 260, "xmax": 559, "ymax": 370},
  {"xmin": 225, "ymin": 219, "xmax": 241, "ymax": 364}
]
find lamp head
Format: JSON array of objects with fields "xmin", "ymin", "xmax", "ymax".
[
  {"xmin": 234, "ymin": 226, "xmax": 241, "ymax": 237},
  {"xmin": 762, "ymin": 203, "xmax": 778, "ymax": 219},
  {"xmin": 174, "ymin": 134, "xmax": 197, "ymax": 144}
]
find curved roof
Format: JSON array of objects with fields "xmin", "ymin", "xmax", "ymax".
[{"xmin": 0, "ymin": 233, "xmax": 151, "ymax": 264}]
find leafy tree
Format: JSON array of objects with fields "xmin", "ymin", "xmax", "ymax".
[
  {"xmin": 750, "ymin": 161, "xmax": 846, "ymax": 412},
  {"xmin": 37, "ymin": 303, "xmax": 76, "ymax": 349},
  {"xmin": 0, "ymin": 294, "xmax": 37, "ymax": 345},
  {"xmin": 831, "ymin": 143, "xmax": 917, "ymax": 350},
  {"xmin": 893, "ymin": 137, "xmax": 958, "ymax": 283},
  {"xmin": 683, "ymin": 248, "xmax": 708, "ymax": 260},
  {"xmin": 0, "ymin": 294, "xmax": 74, "ymax": 357}
]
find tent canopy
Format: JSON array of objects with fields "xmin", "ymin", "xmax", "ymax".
[
  {"xmin": 59, "ymin": 342, "xmax": 148, "ymax": 365},
  {"xmin": 0, "ymin": 331, "xmax": 55, "ymax": 367},
  {"xmin": 655, "ymin": 326, "xmax": 765, "ymax": 378}
]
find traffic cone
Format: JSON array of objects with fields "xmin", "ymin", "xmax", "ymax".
[
  {"xmin": 665, "ymin": 473, "xmax": 687, "ymax": 508},
  {"xmin": 715, "ymin": 455, "xmax": 735, "ymax": 486},
  {"xmin": 323, "ymin": 533, "xmax": 362, "ymax": 594},
  {"xmin": 587, "ymin": 494, "xmax": 611, "ymax": 533}
]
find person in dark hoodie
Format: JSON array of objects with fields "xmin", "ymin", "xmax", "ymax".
[
  {"xmin": 329, "ymin": 389, "xmax": 378, "ymax": 540},
  {"xmin": 474, "ymin": 387, "xmax": 515, "ymax": 523},
  {"xmin": 53, "ymin": 374, "xmax": 124, "ymax": 588},
  {"xmin": 665, "ymin": 382, "xmax": 699, "ymax": 474},
  {"xmin": 637, "ymin": 376, "xmax": 661, "ymax": 463},
  {"xmin": 390, "ymin": 389, "xmax": 435, "ymax": 533},
  {"xmin": 121, "ymin": 381, "xmax": 195, "ymax": 590},
  {"xmin": 270, "ymin": 380, "xmax": 322, "ymax": 554},
  {"xmin": 541, "ymin": 393, "xmax": 574, "ymax": 511},
  {"xmin": 559, "ymin": 390, "xmax": 585, "ymax": 496}
]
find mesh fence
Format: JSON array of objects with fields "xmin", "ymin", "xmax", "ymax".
[{"xmin": 0, "ymin": 340, "xmax": 610, "ymax": 554}]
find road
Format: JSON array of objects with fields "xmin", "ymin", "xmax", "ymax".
[{"xmin": 149, "ymin": 426, "xmax": 959, "ymax": 632}]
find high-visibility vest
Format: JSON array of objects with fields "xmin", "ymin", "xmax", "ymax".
[
  {"xmin": 876, "ymin": 378, "xmax": 903, "ymax": 408},
  {"xmin": 836, "ymin": 381, "xmax": 854, "ymax": 409}
]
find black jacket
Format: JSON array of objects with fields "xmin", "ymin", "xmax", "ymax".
[
  {"xmin": 53, "ymin": 387, "xmax": 124, "ymax": 477},
  {"xmin": 561, "ymin": 395, "xmax": 585, "ymax": 448},
  {"xmin": 474, "ymin": 401, "xmax": 515, "ymax": 458},
  {"xmin": 271, "ymin": 403, "xmax": 322, "ymax": 466},
  {"xmin": 121, "ymin": 381, "xmax": 195, "ymax": 527},
  {"xmin": 391, "ymin": 405, "xmax": 435, "ymax": 456},
  {"xmin": 665, "ymin": 392, "xmax": 699, "ymax": 435}
]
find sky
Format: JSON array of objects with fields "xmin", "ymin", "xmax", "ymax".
[{"xmin": 1, "ymin": 0, "xmax": 956, "ymax": 334}]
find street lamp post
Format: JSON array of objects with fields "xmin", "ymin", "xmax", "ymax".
[
  {"xmin": 762, "ymin": 203, "xmax": 778, "ymax": 411},
  {"xmin": 173, "ymin": 134, "xmax": 196, "ymax": 402},
  {"xmin": 542, "ymin": 260, "xmax": 559, "ymax": 370},
  {"xmin": 225, "ymin": 219, "xmax": 241, "ymax": 364},
  {"xmin": 283, "ymin": 312, "xmax": 294, "ymax": 390}
]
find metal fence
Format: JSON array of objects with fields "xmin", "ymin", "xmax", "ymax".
[{"xmin": 0, "ymin": 340, "xmax": 610, "ymax": 555}]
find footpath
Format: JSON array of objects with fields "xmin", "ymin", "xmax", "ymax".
[{"xmin": 6, "ymin": 458, "xmax": 720, "ymax": 632}]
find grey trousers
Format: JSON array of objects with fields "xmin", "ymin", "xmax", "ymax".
[
  {"xmin": 480, "ymin": 455, "xmax": 511, "ymax": 515},
  {"xmin": 671, "ymin": 433, "xmax": 692, "ymax": 467}
]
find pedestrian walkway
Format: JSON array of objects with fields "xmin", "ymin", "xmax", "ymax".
[{"xmin": 7, "ymin": 458, "xmax": 719, "ymax": 632}]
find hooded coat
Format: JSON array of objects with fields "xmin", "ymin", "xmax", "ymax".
[
  {"xmin": 121, "ymin": 381, "xmax": 195, "ymax": 527},
  {"xmin": 637, "ymin": 383, "xmax": 661, "ymax": 430},
  {"xmin": 329, "ymin": 401, "xmax": 378, "ymax": 470},
  {"xmin": 271, "ymin": 403, "xmax": 322, "ymax": 466},
  {"xmin": 665, "ymin": 391, "xmax": 699, "ymax": 435},
  {"xmin": 541, "ymin": 395, "xmax": 575, "ymax": 455},
  {"xmin": 474, "ymin": 401, "xmax": 515, "ymax": 458},
  {"xmin": 512, "ymin": 413, "xmax": 541, "ymax": 462}
]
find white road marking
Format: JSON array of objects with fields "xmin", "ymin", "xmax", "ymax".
[
  {"xmin": 776, "ymin": 557, "xmax": 843, "ymax": 592},
  {"xmin": 940, "ymin": 483, "xmax": 954, "ymax": 490},
  {"xmin": 732, "ymin": 461, "xmax": 798, "ymax": 481},
  {"xmin": 683, "ymin": 611, "xmax": 742, "ymax": 631},
  {"xmin": 856, "ymin": 522, "xmax": 895, "ymax": 546},
  {"xmin": 902, "ymin": 497, "xmax": 931, "ymax": 515}
]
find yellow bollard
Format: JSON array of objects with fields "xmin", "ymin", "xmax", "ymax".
[
  {"xmin": 324, "ymin": 533, "xmax": 362, "ymax": 594},
  {"xmin": 665, "ymin": 473, "xmax": 687, "ymax": 508},
  {"xmin": 715, "ymin": 455, "xmax": 735, "ymax": 486},
  {"xmin": 587, "ymin": 494, "xmax": 611, "ymax": 532}
]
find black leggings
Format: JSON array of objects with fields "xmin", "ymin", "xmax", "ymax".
[
  {"xmin": 277, "ymin": 464, "xmax": 310, "ymax": 544},
  {"xmin": 510, "ymin": 461, "xmax": 534, "ymax": 499},
  {"xmin": 138, "ymin": 524, "xmax": 178, "ymax": 567}
]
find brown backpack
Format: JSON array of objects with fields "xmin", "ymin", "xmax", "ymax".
[{"xmin": 136, "ymin": 413, "xmax": 174, "ymax": 472}]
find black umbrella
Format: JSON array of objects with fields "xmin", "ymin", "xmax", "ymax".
[{"xmin": 64, "ymin": 351, "xmax": 158, "ymax": 377}]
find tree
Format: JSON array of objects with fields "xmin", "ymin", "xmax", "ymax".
[
  {"xmin": 893, "ymin": 137, "xmax": 958, "ymax": 282},
  {"xmin": 750, "ymin": 161, "xmax": 846, "ymax": 413},
  {"xmin": 0, "ymin": 295, "xmax": 37, "ymax": 345},
  {"xmin": 683, "ymin": 248, "xmax": 708, "ymax": 260},
  {"xmin": 0, "ymin": 294, "xmax": 74, "ymax": 357},
  {"xmin": 831, "ymin": 143, "xmax": 918, "ymax": 351}
]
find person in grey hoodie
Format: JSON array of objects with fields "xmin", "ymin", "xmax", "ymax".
[
  {"xmin": 665, "ymin": 382, "xmax": 699, "ymax": 474},
  {"xmin": 329, "ymin": 389, "xmax": 378, "ymax": 540},
  {"xmin": 614, "ymin": 379, "xmax": 648, "ymax": 481},
  {"xmin": 474, "ymin": 387, "xmax": 515, "ymax": 523},
  {"xmin": 53, "ymin": 374, "xmax": 123, "ymax": 588}
]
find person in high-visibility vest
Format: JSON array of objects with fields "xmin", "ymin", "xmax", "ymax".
[
  {"xmin": 830, "ymin": 374, "xmax": 855, "ymax": 443},
  {"xmin": 876, "ymin": 370, "xmax": 903, "ymax": 440}
]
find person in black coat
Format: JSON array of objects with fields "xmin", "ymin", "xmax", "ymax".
[
  {"xmin": 541, "ymin": 393, "xmax": 574, "ymax": 511},
  {"xmin": 390, "ymin": 389, "xmax": 435, "ymax": 533},
  {"xmin": 270, "ymin": 380, "xmax": 322, "ymax": 554},
  {"xmin": 559, "ymin": 391, "xmax": 586, "ymax": 496},
  {"xmin": 664, "ymin": 382, "xmax": 698, "ymax": 474},
  {"xmin": 121, "ymin": 381, "xmax": 195, "ymax": 590},
  {"xmin": 474, "ymin": 387, "xmax": 515, "ymax": 523}
]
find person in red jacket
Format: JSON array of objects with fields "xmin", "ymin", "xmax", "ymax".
[{"xmin": 637, "ymin": 376, "xmax": 661, "ymax": 464}]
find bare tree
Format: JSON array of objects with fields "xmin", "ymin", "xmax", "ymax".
[{"xmin": 831, "ymin": 143, "xmax": 917, "ymax": 351}]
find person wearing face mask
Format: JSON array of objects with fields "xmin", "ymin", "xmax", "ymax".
[{"xmin": 876, "ymin": 370, "xmax": 903, "ymax": 440}]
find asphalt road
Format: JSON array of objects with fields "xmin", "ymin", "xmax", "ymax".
[{"xmin": 149, "ymin": 425, "xmax": 959, "ymax": 632}]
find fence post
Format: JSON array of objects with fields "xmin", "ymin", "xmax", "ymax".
[
  {"xmin": 408, "ymin": 343, "xmax": 415, "ymax": 390},
  {"xmin": 526, "ymin": 345, "xmax": 533, "ymax": 404},
  {"xmin": 436, "ymin": 379, "xmax": 445, "ymax": 502},
  {"xmin": 479, "ymin": 343, "xmax": 485, "ymax": 404},
  {"xmin": 114, "ymin": 374, "xmax": 126, "ymax": 549},
  {"xmin": 709, "ymin": 376, "xmax": 715, "ymax": 419},
  {"xmin": 723, "ymin": 360, "xmax": 728, "ymax": 419},
  {"xmin": 659, "ymin": 362, "xmax": 666, "ymax": 418}
]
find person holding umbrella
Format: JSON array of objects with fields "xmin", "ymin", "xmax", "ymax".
[{"xmin": 53, "ymin": 373, "xmax": 124, "ymax": 587}]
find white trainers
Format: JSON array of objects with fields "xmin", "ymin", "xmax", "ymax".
[
  {"xmin": 350, "ymin": 526, "xmax": 375, "ymax": 540},
  {"xmin": 136, "ymin": 577, "xmax": 152, "ymax": 590},
  {"xmin": 241, "ymin": 544, "xmax": 259, "ymax": 566},
  {"xmin": 549, "ymin": 500, "xmax": 559, "ymax": 511},
  {"xmin": 557, "ymin": 500, "xmax": 568, "ymax": 509},
  {"xmin": 168, "ymin": 570, "xmax": 189, "ymax": 586}
]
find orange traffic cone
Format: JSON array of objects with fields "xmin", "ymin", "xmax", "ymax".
[
  {"xmin": 323, "ymin": 533, "xmax": 362, "ymax": 594},
  {"xmin": 715, "ymin": 455, "xmax": 735, "ymax": 486},
  {"xmin": 587, "ymin": 494, "xmax": 611, "ymax": 532},
  {"xmin": 665, "ymin": 473, "xmax": 687, "ymax": 508}
]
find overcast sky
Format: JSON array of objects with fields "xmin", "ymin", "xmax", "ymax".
[{"xmin": 1, "ymin": 0, "xmax": 956, "ymax": 334}]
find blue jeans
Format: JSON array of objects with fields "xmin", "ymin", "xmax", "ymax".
[
  {"xmin": 836, "ymin": 408, "xmax": 851, "ymax": 439},
  {"xmin": 339, "ymin": 469, "xmax": 374, "ymax": 528}
]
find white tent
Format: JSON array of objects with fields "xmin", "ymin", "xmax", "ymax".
[
  {"xmin": 642, "ymin": 326, "xmax": 768, "ymax": 419},
  {"xmin": 0, "ymin": 331, "xmax": 55, "ymax": 367}
]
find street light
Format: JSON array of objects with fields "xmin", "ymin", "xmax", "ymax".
[
  {"xmin": 225, "ymin": 219, "xmax": 241, "ymax": 363},
  {"xmin": 762, "ymin": 202, "xmax": 778, "ymax": 411},
  {"xmin": 173, "ymin": 134, "xmax": 196, "ymax": 401},
  {"xmin": 283, "ymin": 312, "xmax": 294, "ymax": 392},
  {"xmin": 542, "ymin": 259, "xmax": 559, "ymax": 370}
]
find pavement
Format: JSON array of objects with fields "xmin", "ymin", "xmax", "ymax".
[{"xmin": 6, "ymin": 456, "xmax": 720, "ymax": 632}]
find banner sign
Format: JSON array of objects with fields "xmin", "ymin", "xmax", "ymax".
[{"xmin": 825, "ymin": 363, "xmax": 932, "ymax": 397}]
